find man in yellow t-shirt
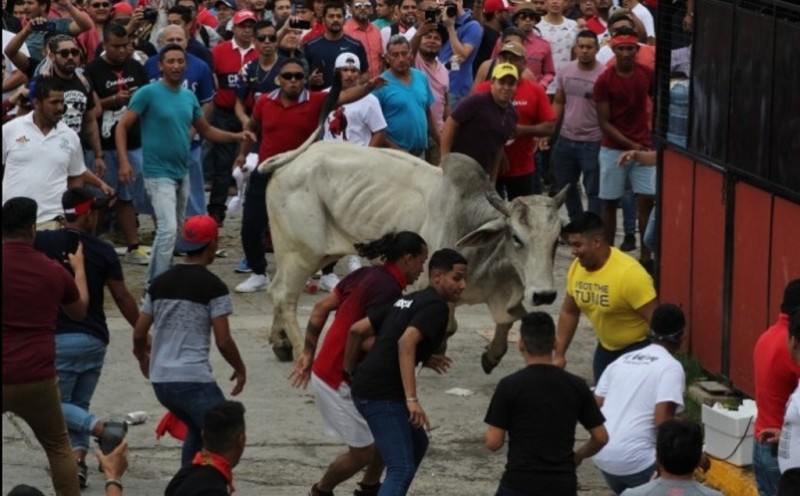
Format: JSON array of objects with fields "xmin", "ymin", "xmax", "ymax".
[{"xmin": 554, "ymin": 212, "xmax": 658, "ymax": 382}]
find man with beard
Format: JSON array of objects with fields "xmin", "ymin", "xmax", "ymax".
[
  {"xmin": 380, "ymin": 0, "xmax": 418, "ymax": 48},
  {"xmin": 232, "ymin": 58, "xmax": 383, "ymax": 293},
  {"xmin": 441, "ymin": 62, "xmax": 519, "ymax": 180},
  {"xmin": 143, "ymin": 25, "xmax": 216, "ymax": 219},
  {"xmin": 3, "ymin": 77, "xmax": 112, "ymax": 229},
  {"xmin": 305, "ymin": 1, "xmax": 368, "ymax": 89},
  {"xmin": 115, "ymin": 44, "xmax": 253, "ymax": 289},
  {"xmin": 412, "ymin": 20, "xmax": 448, "ymax": 164},
  {"xmin": 206, "ymin": 10, "xmax": 258, "ymax": 226},
  {"xmin": 85, "ymin": 22, "xmax": 151, "ymax": 265},
  {"xmin": 343, "ymin": 0, "xmax": 382, "ymax": 78}
]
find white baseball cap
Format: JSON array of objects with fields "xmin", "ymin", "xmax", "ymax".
[{"xmin": 334, "ymin": 52, "xmax": 361, "ymax": 70}]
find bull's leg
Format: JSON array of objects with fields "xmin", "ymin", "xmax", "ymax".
[
  {"xmin": 481, "ymin": 322, "xmax": 513, "ymax": 374},
  {"xmin": 267, "ymin": 253, "xmax": 319, "ymax": 362}
]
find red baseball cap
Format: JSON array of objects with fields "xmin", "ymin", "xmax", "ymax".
[
  {"xmin": 176, "ymin": 215, "xmax": 219, "ymax": 252},
  {"xmin": 111, "ymin": 2, "xmax": 134, "ymax": 17},
  {"xmin": 483, "ymin": 0, "xmax": 510, "ymax": 14},
  {"xmin": 233, "ymin": 10, "xmax": 258, "ymax": 25}
]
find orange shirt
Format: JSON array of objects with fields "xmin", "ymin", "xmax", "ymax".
[{"xmin": 343, "ymin": 19, "xmax": 384, "ymax": 79}]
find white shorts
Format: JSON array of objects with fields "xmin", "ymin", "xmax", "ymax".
[{"xmin": 311, "ymin": 373, "xmax": 373, "ymax": 448}]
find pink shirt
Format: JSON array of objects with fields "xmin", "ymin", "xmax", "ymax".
[
  {"xmin": 415, "ymin": 53, "xmax": 449, "ymax": 133},
  {"xmin": 344, "ymin": 19, "xmax": 383, "ymax": 79},
  {"xmin": 556, "ymin": 60, "xmax": 605, "ymax": 142}
]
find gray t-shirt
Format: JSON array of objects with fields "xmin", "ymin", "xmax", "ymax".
[
  {"xmin": 621, "ymin": 479, "xmax": 723, "ymax": 496},
  {"xmin": 144, "ymin": 264, "xmax": 233, "ymax": 383}
]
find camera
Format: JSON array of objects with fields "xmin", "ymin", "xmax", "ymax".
[
  {"xmin": 143, "ymin": 7, "xmax": 159, "ymax": 22},
  {"xmin": 289, "ymin": 18, "xmax": 312, "ymax": 29},
  {"xmin": 424, "ymin": 9, "xmax": 438, "ymax": 22},
  {"xmin": 31, "ymin": 21, "xmax": 56, "ymax": 33},
  {"xmin": 445, "ymin": 2, "xmax": 457, "ymax": 18}
]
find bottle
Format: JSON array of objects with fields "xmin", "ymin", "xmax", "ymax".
[
  {"xmin": 125, "ymin": 411, "xmax": 147, "ymax": 425},
  {"xmin": 305, "ymin": 278, "xmax": 318, "ymax": 294}
]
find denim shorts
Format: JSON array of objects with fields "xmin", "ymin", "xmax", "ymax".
[{"xmin": 598, "ymin": 147, "xmax": 656, "ymax": 199}]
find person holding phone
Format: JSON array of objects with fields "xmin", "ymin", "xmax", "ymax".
[
  {"xmin": 304, "ymin": 1, "xmax": 368, "ymax": 89},
  {"xmin": 34, "ymin": 187, "xmax": 138, "ymax": 489}
]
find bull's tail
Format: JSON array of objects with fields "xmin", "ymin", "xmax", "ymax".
[{"xmin": 257, "ymin": 71, "xmax": 343, "ymax": 175}]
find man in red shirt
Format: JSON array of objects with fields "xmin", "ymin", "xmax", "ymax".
[
  {"xmin": 289, "ymin": 232, "xmax": 429, "ymax": 496},
  {"xmin": 206, "ymin": 10, "xmax": 259, "ymax": 226},
  {"xmin": 232, "ymin": 58, "xmax": 382, "ymax": 293},
  {"xmin": 754, "ymin": 279, "xmax": 800, "ymax": 496},
  {"xmin": 474, "ymin": 41, "xmax": 556, "ymax": 198},
  {"xmin": 2, "ymin": 196, "xmax": 89, "ymax": 495},
  {"xmin": 593, "ymin": 27, "xmax": 654, "ymax": 265}
]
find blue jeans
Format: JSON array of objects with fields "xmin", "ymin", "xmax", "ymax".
[
  {"xmin": 55, "ymin": 333, "xmax": 107, "ymax": 452},
  {"xmin": 644, "ymin": 205, "xmax": 657, "ymax": 254},
  {"xmin": 144, "ymin": 175, "xmax": 190, "ymax": 288},
  {"xmin": 186, "ymin": 144, "xmax": 206, "ymax": 217},
  {"xmin": 753, "ymin": 438, "xmax": 780, "ymax": 496},
  {"xmin": 600, "ymin": 463, "xmax": 656, "ymax": 495},
  {"xmin": 153, "ymin": 381, "xmax": 226, "ymax": 466},
  {"xmin": 354, "ymin": 397, "xmax": 428, "ymax": 496},
  {"xmin": 552, "ymin": 137, "xmax": 601, "ymax": 221},
  {"xmin": 85, "ymin": 149, "xmax": 153, "ymax": 215}
]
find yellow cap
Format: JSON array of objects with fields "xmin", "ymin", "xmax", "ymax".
[{"xmin": 491, "ymin": 62, "xmax": 519, "ymax": 81}]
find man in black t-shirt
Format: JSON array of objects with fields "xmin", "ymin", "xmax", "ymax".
[
  {"xmin": 165, "ymin": 401, "xmax": 246, "ymax": 496},
  {"xmin": 484, "ymin": 312, "xmax": 609, "ymax": 496},
  {"xmin": 34, "ymin": 187, "xmax": 139, "ymax": 488},
  {"xmin": 349, "ymin": 248, "xmax": 468, "ymax": 496}
]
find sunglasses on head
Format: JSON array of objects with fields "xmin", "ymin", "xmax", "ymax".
[
  {"xmin": 56, "ymin": 48, "xmax": 81, "ymax": 58},
  {"xmin": 91, "ymin": 1, "xmax": 110, "ymax": 7},
  {"xmin": 353, "ymin": 2, "xmax": 371, "ymax": 8},
  {"xmin": 280, "ymin": 71, "xmax": 305, "ymax": 81},
  {"xmin": 256, "ymin": 34, "xmax": 278, "ymax": 42}
]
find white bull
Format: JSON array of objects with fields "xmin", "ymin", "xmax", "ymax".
[{"xmin": 259, "ymin": 138, "xmax": 567, "ymax": 372}]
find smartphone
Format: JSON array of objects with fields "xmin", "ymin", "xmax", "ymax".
[
  {"xmin": 425, "ymin": 9, "xmax": 438, "ymax": 22},
  {"xmin": 289, "ymin": 18, "xmax": 312, "ymax": 30},
  {"xmin": 32, "ymin": 21, "xmax": 56, "ymax": 33}
]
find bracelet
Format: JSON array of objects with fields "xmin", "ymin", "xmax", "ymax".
[
  {"xmin": 406, "ymin": 397, "xmax": 419, "ymax": 403},
  {"xmin": 105, "ymin": 479, "xmax": 123, "ymax": 490}
]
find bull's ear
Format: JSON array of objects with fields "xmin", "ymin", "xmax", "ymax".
[
  {"xmin": 455, "ymin": 218, "xmax": 507, "ymax": 248},
  {"xmin": 552, "ymin": 185, "xmax": 570, "ymax": 208}
]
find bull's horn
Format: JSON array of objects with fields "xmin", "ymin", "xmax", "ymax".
[
  {"xmin": 552, "ymin": 184, "xmax": 570, "ymax": 208},
  {"xmin": 485, "ymin": 190, "xmax": 511, "ymax": 217}
]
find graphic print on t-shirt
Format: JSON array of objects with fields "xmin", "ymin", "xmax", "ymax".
[{"xmin": 327, "ymin": 106, "xmax": 349, "ymax": 140}]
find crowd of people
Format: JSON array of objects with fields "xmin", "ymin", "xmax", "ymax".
[{"xmin": 2, "ymin": 0, "xmax": 798, "ymax": 495}]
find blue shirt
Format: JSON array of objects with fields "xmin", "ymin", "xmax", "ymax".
[
  {"xmin": 438, "ymin": 11, "xmax": 483, "ymax": 98},
  {"xmin": 128, "ymin": 82, "xmax": 203, "ymax": 179},
  {"xmin": 235, "ymin": 55, "xmax": 284, "ymax": 103},
  {"xmin": 373, "ymin": 68, "xmax": 433, "ymax": 151},
  {"xmin": 304, "ymin": 35, "xmax": 368, "ymax": 89},
  {"xmin": 143, "ymin": 53, "xmax": 215, "ymax": 104}
]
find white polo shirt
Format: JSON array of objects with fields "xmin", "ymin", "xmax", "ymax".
[{"xmin": 2, "ymin": 112, "xmax": 86, "ymax": 224}]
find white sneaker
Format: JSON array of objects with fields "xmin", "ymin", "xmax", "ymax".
[
  {"xmin": 318, "ymin": 273, "xmax": 339, "ymax": 292},
  {"xmin": 235, "ymin": 273, "xmax": 269, "ymax": 293},
  {"xmin": 346, "ymin": 255, "xmax": 362, "ymax": 274}
]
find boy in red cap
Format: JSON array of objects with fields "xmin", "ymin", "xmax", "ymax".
[{"xmin": 133, "ymin": 215, "xmax": 247, "ymax": 467}]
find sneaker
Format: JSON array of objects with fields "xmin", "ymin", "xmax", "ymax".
[
  {"xmin": 77, "ymin": 459, "xmax": 88, "ymax": 488},
  {"xmin": 353, "ymin": 482, "xmax": 380, "ymax": 496},
  {"xmin": 619, "ymin": 234, "xmax": 637, "ymax": 252},
  {"xmin": 318, "ymin": 273, "xmax": 340, "ymax": 292},
  {"xmin": 123, "ymin": 246, "xmax": 150, "ymax": 265},
  {"xmin": 346, "ymin": 255, "xmax": 362, "ymax": 274},
  {"xmin": 235, "ymin": 273, "xmax": 269, "ymax": 293},
  {"xmin": 235, "ymin": 259, "xmax": 252, "ymax": 273},
  {"xmin": 97, "ymin": 421, "xmax": 127, "ymax": 455},
  {"xmin": 215, "ymin": 249, "xmax": 228, "ymax": 258}
]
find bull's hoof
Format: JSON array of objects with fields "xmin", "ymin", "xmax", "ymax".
[
  {"xmin": 481, "ymin": 352, "xmax": 498, "ymax": 374},
  {"xmin": 272, "ymin": 346, "xmax": 294, "ymax": 362}
]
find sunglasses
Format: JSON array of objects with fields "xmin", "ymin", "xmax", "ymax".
[
  {"xmin": 517, "ymin": 13, "xmax": 537, "ymax": 20},
  {"xmin": 56, "ymin": 48, "xmax": 81, "ymax": 58},
  {"xmin": 256, "ymin": 34, "xmax": 278, "ymax": 42},
  {"xmin": 280, "ymin": 72, "xmax": 305, "ymax": 81},
  {"xmin": 90, "ymin": 1, "xmax": 110, "ymax": 7},
  {"xmin": 353, "ymin": 2, "xmax": 371, "ymax": 8}
]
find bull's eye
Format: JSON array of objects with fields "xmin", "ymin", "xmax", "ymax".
[{"xmin": 512, "ymin": 233, "xmax": 524, "ymax": 248}]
